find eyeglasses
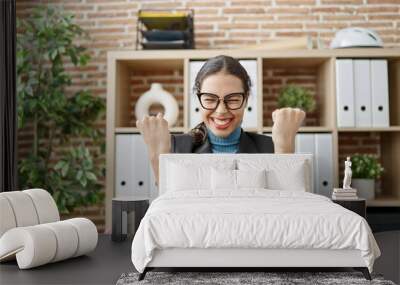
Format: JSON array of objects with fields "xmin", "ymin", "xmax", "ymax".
[{"xmin": 197, "ymin": 92, "xmax": 246, "ymax": 111}]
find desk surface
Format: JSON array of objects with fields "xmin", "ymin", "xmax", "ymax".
[{"xmin": 0, "ymin": 235, "xmax": 133, "ymax": 285}]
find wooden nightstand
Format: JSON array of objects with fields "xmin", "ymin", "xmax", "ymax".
[{"xmin": 332, "ymin": 198, "xmax": 366, "ymax": 218}]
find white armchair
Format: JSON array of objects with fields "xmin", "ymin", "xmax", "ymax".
[{"xmin": 0, "ymin": 189, "xmax": 98, "ymax": 269}]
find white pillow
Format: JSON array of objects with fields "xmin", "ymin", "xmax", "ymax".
[
  {"xmin": 211, "ymin": 168, "xmax": 267, "ymax": 191},
  {"xmin": 237, "ymin": 169, "xmax": 267, "ymax": 189},
  {"xmin": 211, "ymin": 168, "xmax": 236, "ymax": 190},
  {"xmin": 266, "ymin": 162, "xmax": 306, "ymax": 191},
  {"xmin": 237, "ymin": 157, "xmax": 309, "ymax": 191},
  {"xmin": 167, "ymin": 160, "xmax": 235, "ymax": 192}
]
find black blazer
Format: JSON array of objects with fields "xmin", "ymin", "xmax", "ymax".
[{"xmin": 170, "ymin": 130, "xmax": 274, "ymax": 154}]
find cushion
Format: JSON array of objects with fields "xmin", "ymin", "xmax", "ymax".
[
  {"xmin": 0, "ymin": 189, "xmax": 60, "ymax": 237},
  {"xmin": 0, "ymin": 196, "xmax": 16, "ymax": 237},
  {"xmin": 237, "ymin": 157, "xmax": 309, "ymax": 191},
  {"xmin": 211, "ymin": 168, "xmax": 267, "ymax": 191},
  {"xmin": 65, "ymin": 218, "xmax": 98, "ymax": 257},
  {"xmin": 166, "ymin": 159, "xmax": 235, "ymax": 192},
  {"xmin": 0, "ymin": 225, "xmax": 57, "ymax": 268},
  {"xmin": 42, "ymin": 221, "xmax": 79, "ymax": 262},
  {"xmin": 237, "ymin": 169, "xmax": 267, "ymax": 189},
  {"xmin": 0, "ymin": 189, "xmax": 98, "ymax": 269},
  {"xmin": 0, "ymin": 191, "xmax": 39, "ymax": 227},
  {"xmin": 23, "ymin": 189, "xmax": 60, "ymax": 224},
  {"xmin": 211, "ymin": 168, "xmax": 237, "ymax": 190},
  {"xmin": 0, "ymin": 218, "xmax": 97, "ymax": 269}
]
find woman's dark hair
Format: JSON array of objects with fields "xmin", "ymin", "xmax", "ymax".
[{"xmin": 189, "ymin": 55, "xmax": 252, "ymax": 145}]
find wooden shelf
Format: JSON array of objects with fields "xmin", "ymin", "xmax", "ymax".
[
  {"xmin": 116, "ymin": 127, "xmax": 260, "ymax": 134},
  {"xmin": 115, "ymin": 127, "xmax": 186, "ymax": 134},
  {"xmin": 243, "ymin": 127, "xmax": 259, "ymax": 133},
  {"xmin": 122, "ymin": 58, "xmax": 183, "ymax": 71},
  {"xmin": 115, "ymin": 127, "xmax": 139, "ymax": 134},
  {"xmin": 367, "ymin": 196, "xmax": 400, "ymax": 207},
  {"xmin": 338, "ymin": 127, "xmax": 400, "ymax": 132},
  {"xmin": 262, "ymin": 126, "xmax": 333, "ymax": 133},
  {"xmin": 108, "ymin": 48, "xmax": 400, "ymax": 61},
  {"xmin": 105, "ymin": 48, "xmax": 400, "ymax": 231}
]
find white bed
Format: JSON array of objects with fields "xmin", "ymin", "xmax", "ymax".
[{"xmin": 131, "ymin": 154, "xmax": 380, "ymax": 280}]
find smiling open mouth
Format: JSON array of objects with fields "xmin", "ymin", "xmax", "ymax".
[{"xmin": 211, "ymin": 117, "xmax": 233, "ymax": 129}]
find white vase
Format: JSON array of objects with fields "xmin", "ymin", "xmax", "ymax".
[
  {"xmin": 135, "ymin": 83, "xmax": 179, "ymax": 127},
  {"xmin": 352, "ymin": 178, "xmax": 375, "ymax": 200}
]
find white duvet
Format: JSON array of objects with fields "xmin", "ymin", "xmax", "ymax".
[{"xmin": 131, "ymin": 189, "xmax": 380, "ymax": 273}]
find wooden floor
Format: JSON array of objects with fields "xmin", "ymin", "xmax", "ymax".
[{"xmin": 0, "ymin": 235, "xmax": 133, "ymax": 285}]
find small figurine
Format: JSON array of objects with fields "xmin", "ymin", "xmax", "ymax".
[
  {"xmin": 343, "ymin": 157, "xmax": 352, "ymax": 189},
  {"xmin": 332, "ymin": 157, "xmax": 357, "ymax": 200}
]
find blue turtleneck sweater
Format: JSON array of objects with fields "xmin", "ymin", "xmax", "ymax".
[{"xmin": 207, "ymin": 126, "xmax": 242, "ymax": 153}]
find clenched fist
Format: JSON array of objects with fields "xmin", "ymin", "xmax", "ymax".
[
  {"xmin": 136, "ymin": 113, "xmax": 171, "ymax": 185},
  {"xmin": 136, "ymin": 113, "xmax": 171, "ymax": 158},
  {"xmin": 272, "ymin": 107, "xmax": 305, "ymax": 153}
]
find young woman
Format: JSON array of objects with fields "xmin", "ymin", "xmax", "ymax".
[{"xmin": 136, "ymin": 55, "xmax": 305, "ymax": 184}]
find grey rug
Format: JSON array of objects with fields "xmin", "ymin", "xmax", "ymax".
[{"xmin": 116, "ymin": 271, "xmax": 396, "ymax": 285}]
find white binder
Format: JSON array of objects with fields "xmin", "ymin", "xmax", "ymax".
[
  {"xmin": 370, "ymin": 59, "xmax": 389, "ymax": 127},
  {"xmin": 189, "ymin": 61, "xmax": 204, "ymax": 128},
  {"xmin": 314, "ymin": 134, "xmax": 333, "ymax": 198},
  {"xmin": 336, "ymin": 60, "xmax": 355, "ymax": 127},
  {"xmin": 295, "ymin": 133, "xmax": 316, "ymax": 194},
  {"xmin": 238, "ymin": 60, "xmax": 258, "ymax": 129},
  {"xmin": 148, "ymin": 164, "xmax": 158, "ymax": 203},
  {"xmin": 354, "ymin": 60, "xmax": 372, "ymax": 127},
  {"xmin": 189, "ymin": 59, "xmax": 259, "ymax": 129},
  {"xmin": 115, "ymin": 134, "xmax": 150, "ymax": 198}
]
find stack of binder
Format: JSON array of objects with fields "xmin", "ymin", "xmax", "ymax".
[
  {"xmin": 336, "ymin": 59, "xmax": 389, "ymax": 128},
  {"xmin": 332, "ymin": 188, "xmax": 358, "ymax": 200},
  {"xmin": 136, "ymin": 9, "xmax": 194, "ymax": 50}
]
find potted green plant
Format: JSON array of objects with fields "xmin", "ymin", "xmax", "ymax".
[
  {"xmin": 350, "ymin": 154, "xmax": 384, "ymax": 200},
  {"xmin": 277, "ymin": 85, "xmax": 316, "ymax": 125},
  {"xmin": 17, "ymin": 6, "xmax": 105, "ymax": 213}
]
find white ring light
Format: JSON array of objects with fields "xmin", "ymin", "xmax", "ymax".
[{"xmin": 135, "ymin": 83, "xmax": 179, "ymax": 127}]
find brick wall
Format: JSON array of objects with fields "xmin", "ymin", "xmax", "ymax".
[{"xmin": 16, "ymin": 0, "xmax": 400, "ymax": 231}]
